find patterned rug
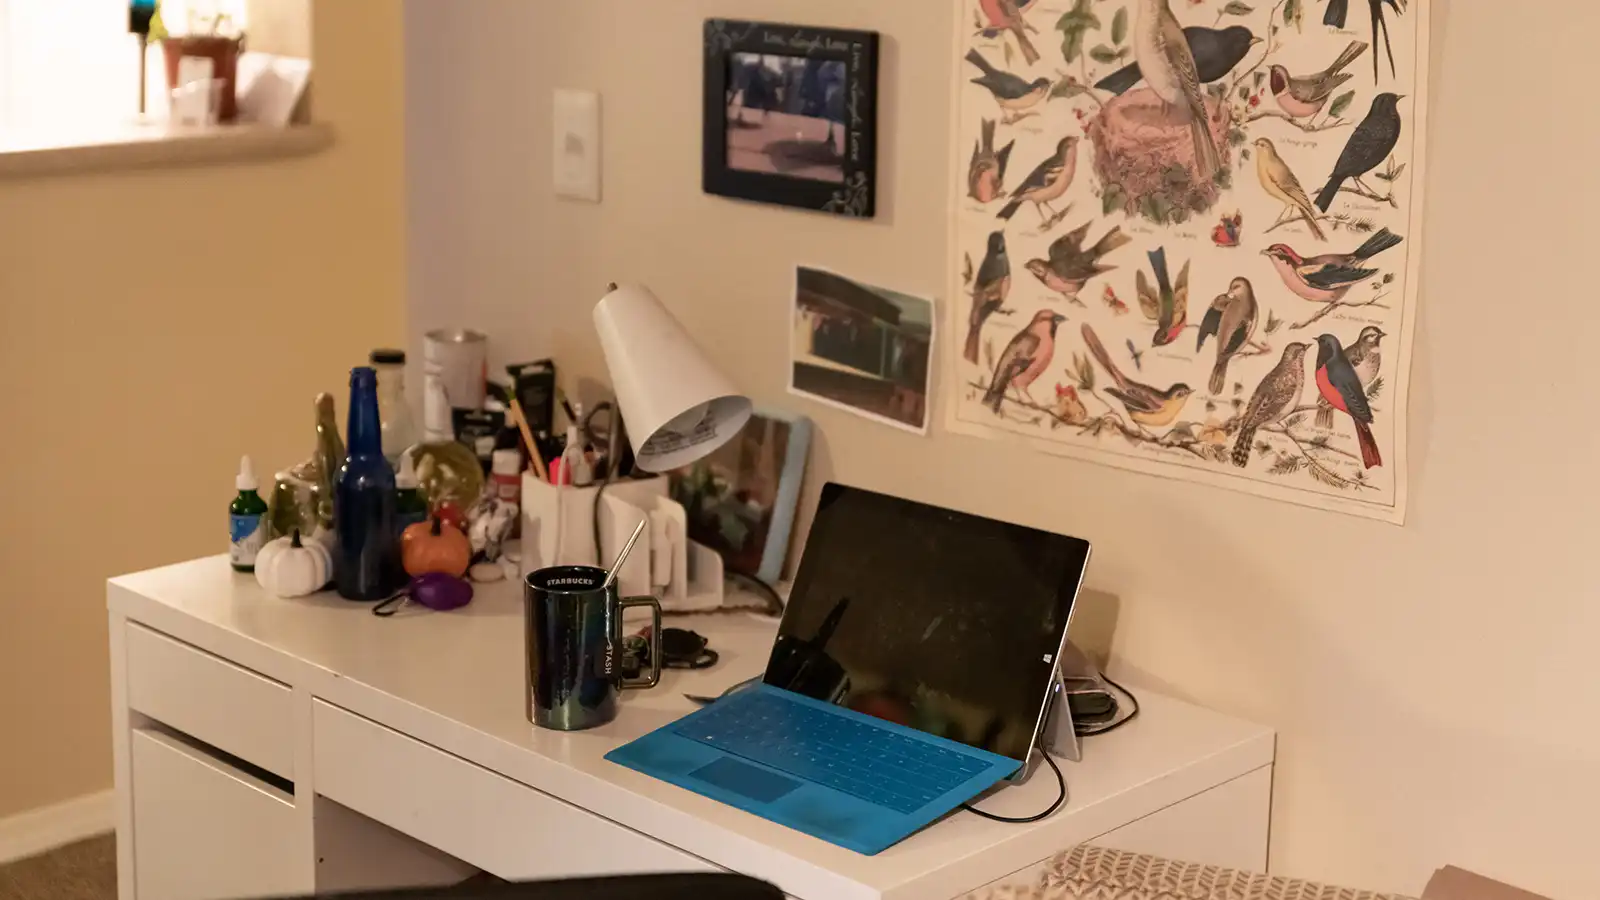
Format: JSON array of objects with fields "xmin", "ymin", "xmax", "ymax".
[{"xmin": 964, "ymin": 846, "xmax": 1414, "ymax": 900}]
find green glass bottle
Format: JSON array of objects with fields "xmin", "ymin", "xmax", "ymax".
[
  {"xmin": 229, "ymin": 455, "xmax": 270, "ymax": 572},
  {"xmin": 394, "ymin": 452, "xmax": 429, "ymax": 537}
]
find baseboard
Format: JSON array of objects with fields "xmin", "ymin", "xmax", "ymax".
[{"xmin": 0, "ymin": 790, "xmax": 115, "ymax": 866}]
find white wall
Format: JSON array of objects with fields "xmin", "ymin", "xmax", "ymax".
[{"xmin": 404, "ymin": 3, "xmax": 1600, "ymax": 897}]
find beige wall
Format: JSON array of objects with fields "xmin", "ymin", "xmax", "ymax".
[
  {"xmin": 0, "ymin": 0, "xmax": 405, "ymax": 819},
  {"xmin": 406, "ymin": 2, "xmax": 1600, "ymax": 898}
]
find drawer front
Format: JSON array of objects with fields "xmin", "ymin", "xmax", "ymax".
[
  {"xmin": 131, "ymin": 728, "xmax": 305, "ymax": 900},
  {"xmin": 312, "ymin": 700, "xmax": 717, "ymax": 880},
  {"xmin": 126, "ymin": 622, "xmax": 295, "ymax": 779}
]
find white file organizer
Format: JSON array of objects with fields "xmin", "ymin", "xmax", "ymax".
[{"xmin": 521, "ymin": 473, "xmax": 727, "ymax": 612}]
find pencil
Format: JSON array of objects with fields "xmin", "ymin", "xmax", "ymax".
[{"xmin": 508, "ymin": 395, "xmax": 549, "ymax": 483}]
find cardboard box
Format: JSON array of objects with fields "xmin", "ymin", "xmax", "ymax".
[{"xmin": 1422, "ymin": 867, "xmax": 1554, "ymax": 900}]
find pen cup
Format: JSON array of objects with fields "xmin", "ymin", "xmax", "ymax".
[{"xmin": 524, "ymin": 565, "xmax": 662, "ymax": 731}]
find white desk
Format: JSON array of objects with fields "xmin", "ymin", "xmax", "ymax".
[{"xmin": 107, "ymin": 557, "xmax": 1275, "ymax": 900}]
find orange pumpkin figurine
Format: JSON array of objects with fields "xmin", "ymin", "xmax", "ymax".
[{"xmin": 401, "ymin": 516, "xmax": 471, "ymax": 578}]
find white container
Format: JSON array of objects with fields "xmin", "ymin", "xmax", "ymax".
[{"xmin": 422, "ymin": 329, "xmax": 488, "ymax": 410}]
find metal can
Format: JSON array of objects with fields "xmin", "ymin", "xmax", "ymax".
[{"xmin": 423, "ymin": 328, "xmax": 488, "ymax": 410}]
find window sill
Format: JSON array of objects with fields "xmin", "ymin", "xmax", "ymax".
[{"xmin": 0, "ymin": 120, "xmax": 335, "ymax": 180}]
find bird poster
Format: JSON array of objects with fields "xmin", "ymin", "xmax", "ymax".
[{"xmin": 948, "ymin": 0, "xmax": 1427, "ymax": 523}]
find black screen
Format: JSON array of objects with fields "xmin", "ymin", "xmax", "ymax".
[{"xmin": 764, "ymin": 483, "xmax": 1090, "ymax": 761}]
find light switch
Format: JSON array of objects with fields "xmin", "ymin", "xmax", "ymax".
[{"xmin": 553, "ymin": 88, "xmax": 601, "ymax": 203}]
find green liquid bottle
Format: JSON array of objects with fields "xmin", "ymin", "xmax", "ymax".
[
  {"xmin": 229, "ymin": 455, "xmax": 270, "ymax": 572},
  {"xmin": 394, "ymin": 452, "xmax": 429, "ymax": 537}
]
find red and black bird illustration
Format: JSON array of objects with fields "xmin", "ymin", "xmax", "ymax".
[
  {"xmin": 1323, "ymin": 0, "xmax": 1404, "ymax": 84},
  {"xmin": 1314, "ymin": 332, "xmax": 1382, "ymax": 469},
  {"xmin": 967, "ymin": 118, "xmax": 1015, "ymax": 204},
  {"xmin": 1232, "ymin": 342, "xmax": 1309, "ymax": 468},
  {"xmin": 966, "ymin": 231, "xmax": 1013, "ymax": 364},
  {"xmin": 1024, "ymin": 221, "xmax": 1131, "ymax": 305},
  {"xmin": 1082, "ymin": 323, "xmax": 1193, "ymax": 429},
  {"xmin": 977, "ymin": 0, "xmax": 1041, "ymax": 66},
  {"xmin": 1316, "ymin": 325, "xmax": 1384, "ymax": 428},
  {"xmin": 1196, "ymin": 277, "xmax": 1258, "ymax": 396},
  {"xmin": 1135, "ymin": 246, "xmax": 1189, "ymax": 347},
  {"xmin": 984, "ymin": 310, "xmax": 1067, "ymax": 412},
  {"xmin": 1261, "ymin": 227, "xmax": 1402, "ymax": 305},
  {"xmin": 1268, "ymin": 41, "xmax": 1367, "ymax": 120}
]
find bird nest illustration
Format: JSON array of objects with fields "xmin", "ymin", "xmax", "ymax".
[{"xmin": 1087, "ymin": 89, "xmax": 1235, "ymax": 225}]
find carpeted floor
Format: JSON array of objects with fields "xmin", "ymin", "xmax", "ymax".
[{"xmin": 0, "ymin": 836, "xmax": 116, "ymax": 900}]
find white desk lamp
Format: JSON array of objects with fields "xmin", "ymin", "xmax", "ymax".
[
  {"xmin": 593, "ymin": 283, "xmax": 752, "ymax": 471},
  {"xmin": 523, "ymin": 284, "xmax": 752, "ymax": 609}
]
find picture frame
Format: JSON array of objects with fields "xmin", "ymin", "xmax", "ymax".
[
  {"xmin": 703, "ymin": 19, "xmax": 879, "ymax": 218},
  {"xmin": 667, "ymin": 408, "xmax": 812, "ymax": 585}
]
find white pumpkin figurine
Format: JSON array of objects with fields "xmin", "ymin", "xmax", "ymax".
[{"xmin": 255, "ymin": 529, "xmax": 333, "ymax": 598}]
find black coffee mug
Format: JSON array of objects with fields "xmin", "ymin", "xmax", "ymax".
[{"xmin": 524, "ymin": 566, "xmax": 662, "ymax": 731}]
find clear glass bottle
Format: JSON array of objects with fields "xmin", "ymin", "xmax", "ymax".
[
  {"xmin": 407, "ymin": 374, "xmax": 485, "ymax": 515},
  {"xmin": 369, "ymin": 349, "xmax": 418, "ymax": 468},
  {"xmin": 335, "ymin": 367, "xmax": 399, "ymax": 601}
]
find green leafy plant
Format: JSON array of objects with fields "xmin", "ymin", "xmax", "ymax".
[{"xmin": 1056, "ymin": 0, "xmax": 1099, "ymax": 64}]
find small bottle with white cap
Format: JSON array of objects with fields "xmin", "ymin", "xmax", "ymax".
[{"xmin": 229, "ymin": 455, "xmax": 269, "ymax": 572}]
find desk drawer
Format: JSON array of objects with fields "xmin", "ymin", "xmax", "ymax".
[
  {"xmin": 130, "ymin": 727, "xmax": 304, "ymax": 900},
  {"xmin": 312, "ymin": 701, "xmax": 716, "ymax": 880},
  {"xmin": 126, "ymin": 622, "xmax": 295, "ymax": 779}
]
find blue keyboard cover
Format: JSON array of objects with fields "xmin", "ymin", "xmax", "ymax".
[{"xmin": 675, "ymin": 689, "xmax": 989, "ymax": 814}]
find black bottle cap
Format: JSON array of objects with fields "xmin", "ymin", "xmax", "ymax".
[{"xmin": 369, "ymin": 348, "xmax": 406, "ymax": 365}]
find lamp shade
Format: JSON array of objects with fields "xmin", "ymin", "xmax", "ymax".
[{"xmin": 594, "ymin": 284, "xmax": 752, "ymax": 473}]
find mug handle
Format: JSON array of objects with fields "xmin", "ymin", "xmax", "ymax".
[{"xmin": 619, "ymin": 595, "xmax": 662, "ymax": 689}]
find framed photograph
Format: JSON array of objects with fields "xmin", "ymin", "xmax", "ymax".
[
  {"xmin": 703, "ymin": 19, "xmax": 879, "ymax": 218},
  {"xmin": 667, "ymin": 409, "xmax": 812, "ymax": 584},
  {"xmin": 791, "ymin": 266, "xmax": 935, "ymax": 435}
]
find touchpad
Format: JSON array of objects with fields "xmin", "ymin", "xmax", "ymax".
[{"xmin": 691, "ymin": 758, "xmax": 800, "ymax": 803}]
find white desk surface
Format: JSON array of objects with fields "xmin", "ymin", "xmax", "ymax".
[{"xmin": 109, "ymin": 557, "xmax": 1274, "ymax": 900}]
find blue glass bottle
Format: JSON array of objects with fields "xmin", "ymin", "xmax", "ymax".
[{"xmin": 335, "ymin": 367, "xmax": 399, "ymax": 601}]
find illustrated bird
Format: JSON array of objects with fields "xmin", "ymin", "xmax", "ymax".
[
  {"xmin": 1316, "ymin": 325, "xmax": 1384, "ymax": 428},
  {"xmin": 1094, "ymin": 26, "xmax": 1260, "ymax": 95},
  {"xmin": 1231, "ymin": 342, "xmax": 1309, "ymax": 468},
  {"xmin": 984, "ymin": 310, "xmax": 1067, "ymax": 412},
  {"xmin": 966, "ymin": 231, "xmax": 1012, "ymax": 364},
  {"xmin": 1050, "ymin": 383, "xmax": 1088, "ymax": 428},
  {"xmin": 1268, "ymin": 41, "xmax": 1367, "ymax": 120},
  {"xmin": 1254, "ymin": 137, "xmax": 1326, "ymax": 241},
  {"xmin": 1024, "ymin": 221, "xmax": 1131, "ymax": 305},
  {"xmin": 1133, "ymin": 0, "xmax": 1221, "ymax": 179},
  {"xmin": 1261, "ymin": 228, "xmax": 1403, "ymax": 304},
  {"xmin": 1196, "ymin": 277, "xmax": 1259, "ymax": 396},
  {"xmin": 1315, "ymin": 92, "xmax": 1404, "ymax": 212},
  {"xmin": 1314, "ymin": 333, "xmax": 1382, "ymax": 468},
  {"xmin": 1082, "ymin": 323, "xmax": 1194, "ymax": 429},
  {"xmin": 966, "ymin": 49, "xmax": 1052, "ymax": 125},
  {"xmin": 1134, "ymin": 246, "xmax": 1190, "ymax": 347},
  {"xmin": 998, "ymin": 136, "xmax": 1078, "ymax": 226},
  {"xmin": 968, "ymin": 118, "xmax": 1015, "ymax": 204},
  {"xmin": 1323, "ymin": 0, "xmax": 1404, "ymax": 84},
  {"xmin": 978, "ymin": 0, "xmax": 1041, "ymax": 66}
]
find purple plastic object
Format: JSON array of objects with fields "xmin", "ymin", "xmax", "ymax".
[{"xmin": 410, "ymin": 573, "xmax": 474, "ymax": 611}]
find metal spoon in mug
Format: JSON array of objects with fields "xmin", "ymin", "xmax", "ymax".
[{"xmin": 601, "ymin": 520, "xmax": 648, "ymax": 590}]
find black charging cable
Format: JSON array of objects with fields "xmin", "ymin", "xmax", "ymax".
[
  {"xmin": 962, "ymin": 671, "xmax": 1142, "ymax": 823},
  {"xmin": 962, "ymin": 749, "xmax": 1066, "ymax": 824}
]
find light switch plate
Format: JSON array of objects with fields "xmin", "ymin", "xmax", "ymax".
[{"xmin": 553, "ymin": 88, "xmax": 601, "ymax": 203}]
